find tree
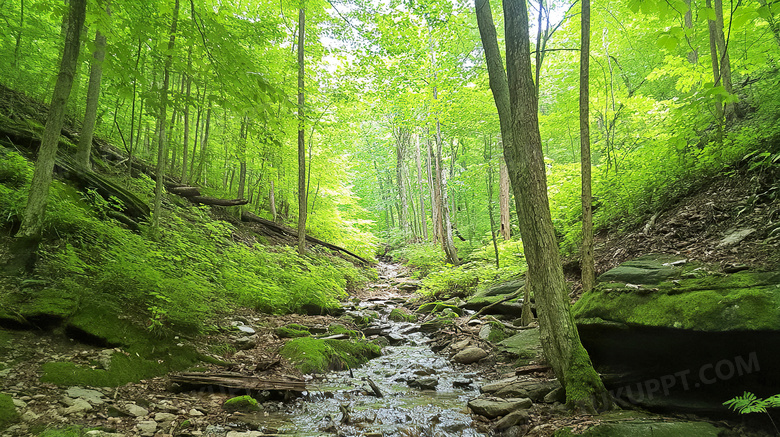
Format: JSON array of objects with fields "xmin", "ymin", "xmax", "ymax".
[
  {"xmin": 476, "ymin": 0, "xmax": 610, "ymax": 410},
  {"xmin": 15, "ymin": 0, "xmax": 87, "ymax": 240},
  {"xmin": 498, "ymin": 157, "xmax": 511, "ymax": 240},
  {"xmin": 152, "ymin": 0, "xmax": 180, "ymax": 232},
  {"xmin": 580, "ymin": 0, "xmax": 595, "ymax": 293},
  {"xmin": 297, "ymin": 0, "xmax": 307, "ymax": 255},
  {"xmin": 76, "ymin": 2, "xmax": 111, "ymax": 169}
]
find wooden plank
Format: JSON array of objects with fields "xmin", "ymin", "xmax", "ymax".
[{"xmin": 169, "ymin": 372, "xmax": 306, "ymax": 392}]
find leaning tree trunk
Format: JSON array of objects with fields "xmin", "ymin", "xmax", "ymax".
[
  {"xmin": 16, "ymin": 0, "xmax": 87, "ymax": 240},
  {"xmin": 296, "ymin": 0, "xmax": 307, "ymax": 255},
  {"xmin": 152, "ymin": 0, "xmax": 180, "ymax": 232},
  {"xmin": 75, "ymin": 3, "xmax": 109, "ymax": 169},
  {"xmin": 477, "ymin": 0, "xmax": 609, "ymax": 411},
  {"xmin": 580, "ymin": 0, "xmax": 595, "ymax": 293}
]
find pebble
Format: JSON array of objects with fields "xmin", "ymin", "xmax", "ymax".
[
  {"xmin": 154, "ymin": 412, "xmax": 177, "ymax": 423},
  {"xmin": 136, "ymin": 420, "xmax": 158, "ymax": 436},
  {"xmin": 62, "ymin": 398, "xmax": 93, "ymax": 415},
  {"xmin": 126, "ymin": 403, "xmax": 150, "ymax": 417},
  {"xmin": 189, "ymin": 408, "xmax": 205, "ymax": 416}
]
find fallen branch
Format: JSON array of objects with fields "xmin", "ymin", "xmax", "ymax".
[
  {"xmin": 363, "ymin": 377, "xmax": 383, "ymax": 398},
  {"xmin": 169, "ymin": 372, "xmax": 306, "ymax": 393},
  {"xmin": 188, "ymin": 196, "xmax": 249, "ymax": 207},
  {"xmin": 469, "ymin": 286, "xmax": 524, "ymax": 320}
]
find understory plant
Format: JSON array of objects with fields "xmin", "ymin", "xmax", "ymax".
[{"xmin": 724, "ymin": 391, "xmax": 780, "ymax": 434}]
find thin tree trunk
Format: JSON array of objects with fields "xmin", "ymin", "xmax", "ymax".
[
  {"xmin": 394, "ymin": 126, "xmax": 411, "ymax": 238},
  {"xmin": 684, "ymin": 0, "xmax": 698, "ymax": 64},
  {"xmin": 485, "ymin": 137, "xmax": 500, "ymax": 268},
  {"xmin": 16, "ymin": 0, "xmax": 87, "ymax": 240},
  {"xmin": 296, "ymin": 0, "xmax": 307, "ymax": 254},
  {"xmin": 580, "ymin": 0, "xmax": 595, "ymax": 293},
  {"xmin": 706, "ymin": 0, "xmax": 724, "ymax": 120},
  {"xmin": 414, "ymin": 133, "xmax": 428, "ymax": 240},
  {"xmin": 181, "ymin": 49, "xmax": 191, "ymax": 183},
  {"xmin": 713, "ymin": 0, "xmax": 734, "ymax": 118},
  {"xmin": 13, "ymin": 0, "xmax": 25, "ymax": 71},
  {"xmin": 499, "ymin": 156, "xmax": 511, "ymax": 240},
  {"xmin": 426, "ymin": 137, "xmax": 440, "ymax": 243},
  {"xmin": 238, "ymin": 115, "xmax": 248, "ymax": 199},
  {"xmin": 270, "ymin": 179, "xmax": 277, "ymax": 221},
  {"xmin": 75, "ymin": 3, "xmax": 109, "ymax": 169},
  {"xmin": 195, "ymin": 105, "xmax": 211, "ymax": 185},
  {"xmin": 152, "ymin": 0, "xmax": 180, "ymax": 232}
]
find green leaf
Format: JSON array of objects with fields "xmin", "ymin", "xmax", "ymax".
[{"xmin": 757, "ymin": 5, "xmax": 772, "ymax": 20}]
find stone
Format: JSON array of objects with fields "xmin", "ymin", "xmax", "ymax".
[
  {"xmin": 451, "ymin": 339, "xmax": 470, "ymax": 351},
  {"xmin": 189, "ymin": 408, "xmax": 205, "ymax": 416},
  {"xmin": 235, "ymin": 335, "xmax": 258, "ymax": 350},
  {"xmin": 478, "ymin": 324, "xmax": 492, "ymax": 340},
  {"xmin": 21, "ymin": 410, "xmax": 39, "ymax": 422},
  {"xmin": 154, "ymin": 412, "xmax": 177, "ymax": 423},
  {"xmin": 226, "ymin": 432, "xmax": 263, "ymax": 437},
  {"xmin": 718, "ymin": 228, "xmax": 756, "ymax": 247},
  {"xmin": 125, "ymin": 404, "xmax": 149, "ymax": 417},
  {"xmin": 452, "ymin": 347, "xmax": 488, "ymax": 364},
  {"xmin": 494, "ymin": 410, "xmax": 530, "ymax": 430},
  {"xmin": 62, "ymin": 398, "xmax": 92, "ymax": 415},
  {"xmin": 480, "ymin": 377, "xmax": 560, "ymax": 402},
  {"xmin": 85, "ymin": 431, "xmax": 126, "ymax": 437},
  {"xmin": 12, "ymin": 399, "xmax": 26, "ymax": 409},
  {"xmin": 408, "ymin": 377, "xmax": 439, "ymax": 390},
  {"xmin": 136, "ymin": 420, "xmax": 158, "ymax": 436},
  {"xmin": 543, "ymin": 386, "xmax": 566, "ymax": 403},
  {"xmin": 237, "ymin": 325, "xmax": 256, "ymax": 334},
  {"xmin": 66, "ymin": 387, "xmax": 106, "ymax": 405},
  {"xmin": 467, "ymin": 397, "xmax": 532, "ymax": 418},
  {"xmin": 581, "ymin": 420, "xmax": 720, "ymax": 436},
  {"xmin": 452, "ymin": 378, "xmax": 473, "ymax": 388},
  {"xmin": 462, "ymin": 280, "xmax": 525, "ymax": 316},
  {"xmin": 223, "ymin": 395, "xmax": 261, "ymax": 412}
]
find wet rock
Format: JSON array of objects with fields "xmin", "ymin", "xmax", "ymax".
[
  {"xmin": 543, "ymin": 386, "xmax": 566, "ymax": 403},
  {"xmin": 452, "ymin": 347, "xmax": 488, "ymax": 364},
  {"xmin": 136, "ymin": 420, "xmax": 158, "ymax": 436},
  {"xmin": 236, "ymin": 325, "xmax": 256, "ymax": 334},
  {"xmin": 385, "ymin": 333, "xmax": 405, "ymax": 345},
  {"xmin": 66, "ymin": 387, "xmax": 106, "ymax": 405},
  {"xmin": 453, "ymin": 378, "xmax": 473, "ymax": 388},
  {"xmin": 419, "ymin": 319, "xmax": 444, "ymax": 333},
  {"xmin": 226, "ymin": 432, "xmax": 264, "ymax": 437},
  {"xmin": 125, "ymin": 403, "xmax": 149, "ymax": 417},
  {"xmin": 496, "ymin": 328, "xmax": 542, "ymax": 363},
  {"xmin": 495, "ymin": 410, "xmax": 530, "ymax": 430},
  {"xmin": 462, "ymin": 280, "xmax": 525, "ymax": 316},
  {"xmin": 407, "ymin": 377, "xmax": 439, "ymax": 390},
  {"xmin": 481, "ymin": 377, "xmax": 561, "ymax": 402},
  {"xmin": 205, "ymin": 425, "xmax": 229, "ymax": 436},
  {"xmin": 467, "ymin": 396, "xmax": 532, "ymax": 418}
]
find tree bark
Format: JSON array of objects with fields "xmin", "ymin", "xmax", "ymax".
[
  {"xmin": 485, "ymin": 137, "xmax": 500, "ymax": 268},
  {"xmin": 498, "ymin": 156, "xmax": 511, "ymax": 240},
  {"xmin": 477, "ymin": 0, "xmax": 609, "ymax": 410},
  {"xmin": 393, "ymin": 125, "xmax": 411, "ymax": 237},
  {"xmin": 181, "ymin": 49, "xmax": 191, "ymax": 183},
  {"xmin": 238, "ymin": 115, "xmax": 248, "ymax": 200},
  {"xmin": 16, "ymin": 0, "xmax": 87, "ymax": 240},
  {"xmin": 712, "ymin": 0, "xmax": 734, "ymax": 118},
  {"xmin": 296, "ymin": 0, "xmax": 307, "ymax": 255},
  {"xmin": 706, "ymin": 0, "xmax": 723, "ymax": 120},
  {"xmin": 684, "ymin": 0, "xmax": 699, "ymax": 64},
  {"xmin": 270, "ymin": 179, "xmax": 277, "ymax": 222},
  {"xmin": 580, "ymin": 0, "xmax": 595, "ymax": 293},
  {"xmin": 152, "ymin": 0, "xmax": 180, "ymax": 232},
  {"xmin": 414, "ymin": 133, "xmax": 429, "ymax": 240}
]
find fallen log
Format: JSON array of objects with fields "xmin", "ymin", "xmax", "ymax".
[
  {"xmin": 188, "ymin": 196, "xmax": 249, "ymax": 207},
  {"xmin": 169, "ymin": 186, "xmax": 201, "ymax": 197},
  {"xmin": 169, "ymin": 372, "xmax": 306, "ymax": 393},
  {"xmin": 241, "ymin": 211, "xmax": 370, "ymax": 265}
]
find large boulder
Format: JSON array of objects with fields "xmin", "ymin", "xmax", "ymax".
[
  {"xmin": 573, "ymin": 254, "xmax": 780, "ymax": 414},
  {"xmin": 495, "ymin": 328, "xmax": 542, "ymax": 366}
]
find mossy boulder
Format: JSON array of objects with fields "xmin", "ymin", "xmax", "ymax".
[
  {"xmin": 461, "ymin": 280, "xmax": 524, "ymax": 316},
  {"xmin": 0, "ymin": 393, "xmax": 19, "ymax": 429},
  {"xmin": 280, "ymin": 337, "xmax": 381, "ymax": 374},
  {"xmin": 275, "ymin": 324, "xmax": 311, "ymax": 338},
  {"xmin": 573, "ymin": 254, "xmax": 780, "ymax": 331},
  {"xmin": 389, "ymin": 308, "xmax": 417, "ymax": 322},
  {"xmin": 496, "ymin": 328, "xmax": 542, "ymax": 365},
  {"xmin": 417, "ymin": 302, "xmax": 463, "ymax": 316},
  {"xmin": 222, "ymin": 395, "xmax": 260, "ymax": 412}
]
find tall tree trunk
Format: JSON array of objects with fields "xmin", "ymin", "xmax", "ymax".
[
  {"xmin": 476, "ymin": 0, "xmax": 609, "ymax": 410},
  {"xmin": 270, "ymin": 179, "xmax": 277, "ymax": 221},
  {"xmin": 414, "ymin": 133, "xmax": 429, "ymax": 240},
  {"xmin": 181, "ymin": 49, "xmax": 191, "ymax": 183},
  {"xmin": 16, "ymin": 0, "xmax": 87, "ymax": 240},
  {"xmin": 296, "ymin": 0, "xmax": 307, "ymax": 254},
  {"xmin": 426, "ymin": 137, "xmax": 440, "ymax": 243},
  {"xmin": 485, "ymin": 137, "xmax": 500, "ymax": 269},
  {"xmin": 713, "ymin": 0, "xmax": 734, "ymax": 118},
  {"xmin": 498, "ymin": 156, "xmax": 511, "ymax": 240},
  {"xmin": 152, "ymin": 0, "xmax": 180, "ymax": 232},
  {"xmin": 580, "ymin": 0, "xmax": 595, "ymax": 293},
  {"xmin": 394, "ymin": 126, "xmax": 411, "ymax": 238},
  {"xmin": 684, "ymin": 0, "xmax": 699, "ymax": 64},
  {"xmin": 13, "ymin": 0, "xmax": 25, "ymax": 71},
  {"xmin": 195, "ymin": 105, "xmax": 211, "ymax": 184},
  {"xmin": 75, "ymin": 4, "xmax": 109, "ymax": 169},
  {"xmin": 238, "ymin": 115, "xmax": 248, "ymax": 199},
  {"xmin": 706, "ymin": 0, "xmax": 724, "ymax": 121}
]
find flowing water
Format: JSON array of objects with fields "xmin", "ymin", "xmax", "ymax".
[{"xmin": 244, "ymin": 263, "xmax": 488, "ymax": 436}]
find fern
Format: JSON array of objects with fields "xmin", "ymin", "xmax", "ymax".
[{"xmin": 724, "ymin": 392, "xmax": 780, "ymax": 434}]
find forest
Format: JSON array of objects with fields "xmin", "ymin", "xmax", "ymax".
[{"xmin": 1, "ymin": 0, "xmax": 780, "ymax": 434}]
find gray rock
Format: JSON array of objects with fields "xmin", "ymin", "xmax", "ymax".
[
  {"xmin": 452, "ymin": 347, "xmax": 488, "ymax": 364},
  {"xmin": 481, "ymin": 377, "xmax": 561, "ymax": 402},
  {"xmin": 496, "ymin": 328, "xmax": 542, "ymax": 362},
  {"xmin": 451, "ymin": 339, "xmax": 471, "ymax": 351},
  {"xmin": 453, "ymin": 378, "xmax": 473, "ymax": 388},
  {"xmin": 237, "ymin": 325, "xmax": 256, "ymax": 334},
  {"xmin": 543, "ymin": 387, "xmax": 566, "ymax": 403},
  {"xmin": 580, "ymin": 420, "xmax": 720, "ymax": 436},
  {"xmin": 407, "ymin": 377, "xmax": 439, "ymax": 390},
  {"xmin": 495, "ymin": 410, "xmax": 530, "ymax": 430},
  {"xmin": 62, "ymin": 398, "xmax": 92, "ymax": 415},
  {"xmin": 235, "ymin": 335, "xmax": 258, "ymax": 350},
  {"xmin": 86, "ymin": 431, "xmax": 126, "ymax": 437},
  {"xmin": 467, "ymin": 397, "xmax": 532, "ymax": 418},
  {"xmin": 189, "ymin": 408, "xmax": 205, "ymax": 416},
  {"xmin": 125, "ymin": 403, "xmax": 149, "ymax": 417},
  {"xmin": 718, "ymin": 228, "xmax": 756, "ymax": 247},
  {"xmin": 154, "ymin": 412, "xmax": 177, "ymax": 423},
  {"xmin": 205, "ymin": 425, "xmax": 229, "ymax": 436},
  {"xmin": 136, "ymin": 420, "xmax": 158, "ymax": 437},
  {"xmin": 12, "ymin": 399, "xmax": 26, "ymax": 409},
  {"xmin": 66, "ymin": 387, "xmax": 105, "ymax": 405},
  {"xmin": 226, "ymin": 432, "xmax": 264, "ymax": 437},
  {"xmin": 21, "ymin": 410, "xmax": 40, "ymax": 422}
]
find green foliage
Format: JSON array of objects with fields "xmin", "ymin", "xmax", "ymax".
[
  {"xmin": 0, "ymin": 149, "xmax": 33, "ymax": 224},
  {"xmin": 222, "ymin": 395, "xmax": 260, "ymax": 412},
  {"xmin": 391, "ymin": 243, "xmax": 445, "ymax": 279},
  {"xmin": 724, "ymin": 391, "xmax": 780, "ymax": 415},
  {"xmin": 417, "ymin": 302, "xmax": 464, "ymax": 316},
  {"xmin": 0, "ymin": 393, "xmax": 19, "ymax": 429}
]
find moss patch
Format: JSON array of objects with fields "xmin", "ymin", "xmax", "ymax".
[
  {"xmin": 0, "ymin": 393, "xmax": 19, "ymax": 429},
  {"xmin": 275, "ymin": 324, "xmax": 311, "ymax": 338},
  {"xmin": 417, "ymin": 302, "xmax": 463, "ymax": 316},
  {"xmin": 580, "ymin": 420, "xmax": 720, "ymax": 436},
  {"xmin": 486, "ymin": 322, "xmax": 508, "ymax": 343},
  {"xmin": 389, "ymin": 308, "xmax": 417, "ymax": 322},
  {"xmin": 573, "ymin": 270, "xmax": 780, "ymax": 331},
  {"xmin": 497, "ymin": 328, "xmax": 542, "ymax": 365},
  {"xmin": 280, "ymin": 337, "xmax": 381, "ymax": 374},
  {"xmin": 222, "ymin": 395, "xmax": 260, "ymax": 412},
  {"xmin": 327, "ymin": 324, "xmax": 359, "ymax": 338}
]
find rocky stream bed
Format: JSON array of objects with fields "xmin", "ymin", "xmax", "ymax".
[{"xmin": 0, "ymin": 262, "xmax": 774, "ymax": 436}]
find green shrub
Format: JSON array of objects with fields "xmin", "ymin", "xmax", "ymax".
[{"xmin": 391, "ymin": 242, "xmax": 445, "ymax": 279}]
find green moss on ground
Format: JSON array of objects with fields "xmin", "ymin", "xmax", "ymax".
[
  {"xmin": 389, "ymin": 308, "xmax": 417, "ymax": 322},
  {"xmin": 486, "ymin": 322, "xmax": 508, "ymax": 343},
  {"xmin": 0, "ymin": 393, "xmax": 19, "ymax": 429},
  {"xmin": 417, "ymin": 302, "xmax": 463, "ymax": 316},
  {"xmin": 280, "ymin": 337, "xmax": 381, "ymax": 374},
  {"xmin": 222, "ymin": 395, "xmax": 260, "ymax": 412},
  {"xmin": 275, "ymin": 324, "xmax": 311, "ymax": 338},
  {"xmin": 37, "ymin": 425, "xmax": 95, "ymax": 436},
  {"xmin": 573, "ymin": 271, "xmax": 780, "ymax": 331},
  {"xmin": 327, "ymin": 324, "xmax": 359, "ymax": 338}
]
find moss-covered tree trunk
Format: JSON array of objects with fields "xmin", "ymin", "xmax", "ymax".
[
  {"xmin": 15, "ymin": 0, "xmax": 87, "ymax": 240},
  {"xmin": 476, "ymin": 0, "xmax": 610, "ymax": 411}
]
